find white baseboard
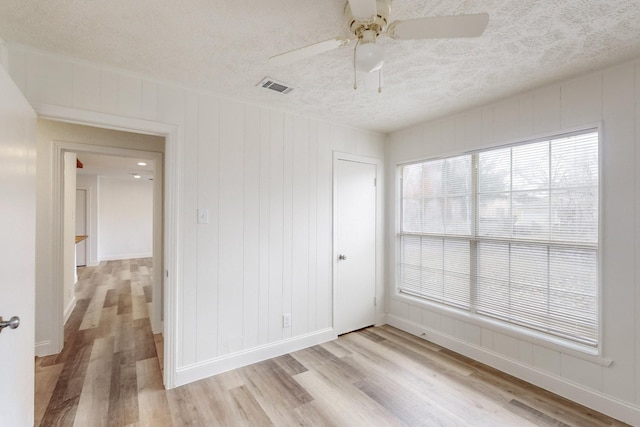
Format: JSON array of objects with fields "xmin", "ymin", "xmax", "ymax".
[
  {"xmin": 35, "ymin": 340, "xmax": 54, "ymax": 357},
  {"xmin": 99, "ymin": 253, "xmax": 153, "ymax": 261},
  {"xmin": 386, "ymin": 314, "xmax": 640, "ymax": 426},
  {"xmin": 63, "ymin": 296, "xmax": 76, "ymax": 325},
  {"xmin": 174, "ymin": 328, "xmax": 336, "ymax": 387}
]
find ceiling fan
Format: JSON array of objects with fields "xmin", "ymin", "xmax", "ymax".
[{"xmin": 269, "ymin": 0, "xmax": 489, "ymax": 91}]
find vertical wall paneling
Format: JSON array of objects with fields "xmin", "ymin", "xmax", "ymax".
[
  {"xmin": 464, "ymin": 110, "xmax": 483, "ymax": 153},
  {"xmin": 282, "ymin": 115, "xmax": 294, "ymax": 340},
  {"xmin": 316, "ymin": 125, "xmax": 332, "ymax": 330},
  {"xmin": 268, "ymin": 111, "xmax": 285, "ymax": 342},
  {"xmin": 181, "ymin": 92, "xmax": 199, "ymax": 365},
  {"xmin": 307, "ymin": 120, "xmax": 319, "ymax": 332},
  {"xmin": 117, "ymin": 74, "xmax": 143, "ymax": 118},
  {"xmin": 532, "ymin": 345, "xmax": 561, "ymax": 376},
  {"xmin": 196, "ymin": 94, "xmax": 220, "ymax": 361},
  {"xmin": 560, "ymin": 74, "xmax": 602, "ymax": 128},
  {"xmin": 72, "ymin": 63, "xmax": 100, "ymax": 111},
  {"xmin": 533, "ymin": 86, "xmax": 561, "ymax": 134},
  {"xmin": 217, "ymin": 100, "xmax": 245, "ymax": 355},
  {"xmin": 601, "ymin": 64, "xmax": 636, "ymax": 402},
  {"xmin": 99, "ymin": 70, "xmax": 119, "ymax": 114},
  {"xmin": 493, "ymin": 98, "xmax": 520, "ymax": 144},
  {"xmin": 258, "ymin": 109, "xmax": 271, "ymax": 346},
  {"xmin": 26, "ymin": 53, "xmax": 73, "ymax": 106},
  {"xmin": 518, "ymin": 94, "xmax": 534, "ymax": 137},
  {"xmin": 292, "ymin": 117, "xmax": 310, "ymax": 336},
  {"xmin": 243, "ymin": 105, "xmax": 261, "ymax": 350},
  {"xmin": 142, "ymin": 80, "xmax": 158, "ymax": 122}
]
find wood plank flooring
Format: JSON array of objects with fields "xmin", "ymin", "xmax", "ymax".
[{"xmin": 36, "ymin": 259, "xmax": 629, "ymax": 426}]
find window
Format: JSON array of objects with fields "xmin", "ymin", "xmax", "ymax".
[{"xmin": 398, "ymin": 130, "xmax": 599, "ymax": 347}]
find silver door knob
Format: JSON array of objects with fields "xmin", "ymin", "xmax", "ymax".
[
  {"xmin": 338, "ymin": 254, "xmax": 347, "ymax": 260},
  {"xmin": 0, "ymin": 316, "xmax": 20, "ymax": 333}
]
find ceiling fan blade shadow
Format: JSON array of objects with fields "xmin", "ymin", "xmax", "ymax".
[
  {"xmin": 347, "ymin": 0, "xmax": 378, "ymax": 21},
  {"xmin": 388, "ymin": 13, "xmax": 489, "ymax": 40},
  {"xmin": 269, "ymin": 37, "xmax": 352, "ymax": 66}
]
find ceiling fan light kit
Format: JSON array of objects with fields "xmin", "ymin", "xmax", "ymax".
[{"xmin": 269, "ymin": 0, "xmax": 489, "ymax": 92}]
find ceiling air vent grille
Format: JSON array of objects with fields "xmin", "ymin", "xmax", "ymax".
[{"xmin": 257, "ymin": 77, "xmax": 295, "ymax": 94}]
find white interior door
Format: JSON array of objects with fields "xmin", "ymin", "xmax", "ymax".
[
  {"xmin": 335, "ymin": 158, "xmax": 377, "ymax": 335},
  {"xmin": 75, "ymin": 189, "xmax": 87, "ymax": 267},
  {"xmin": 0, "ymin": 64, "xmax": 37, "ymax": 425}
]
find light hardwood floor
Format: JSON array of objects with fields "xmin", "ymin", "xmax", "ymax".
[{"xmin": 36, "ymin": 259, "xmax": 629, "ymax": 426}]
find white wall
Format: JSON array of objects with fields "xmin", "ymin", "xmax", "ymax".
[
  {"xmin": 4, "ymin": 45, "xmax": 386, "ymax": 385},
  {"xmin": 386, "ymin": 59, "xmax": 640, "ymax": 424},
  {"xmin": 62, "ymin": 152, "xmax": 76, "ymax": 323},
  {"xmin": 76, "ymin": 174, "xmax": 98, "ymax": 266},
  {"xmin": 98, "ymin": 176, "xmax": 153, "ymax": 260}
]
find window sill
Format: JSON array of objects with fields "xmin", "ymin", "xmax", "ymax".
[{"xmin": 392, "ymin": 292, "xmax": 613, "ymax": 367}]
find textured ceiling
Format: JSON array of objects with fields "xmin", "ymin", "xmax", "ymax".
[{"xmin": 1, "ymin": 1, "xmax": 640, "ymax": 133}]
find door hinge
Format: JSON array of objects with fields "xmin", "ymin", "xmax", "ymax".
[
  {"xmin": 374, "ymin": 178, "xmax": 377, "ymax": 187},
  {"xmin": 374, "ymin": 297, "xmax": 377, "ymax": 306}
]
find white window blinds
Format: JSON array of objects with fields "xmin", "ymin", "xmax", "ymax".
[{"xmin": 398, "ymin": 130, "xmax": 599, "ymax": 347}]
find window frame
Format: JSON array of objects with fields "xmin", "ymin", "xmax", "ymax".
[{"xmin": 394, "ymin": 126, "xmax": 604, "ymax": 359}]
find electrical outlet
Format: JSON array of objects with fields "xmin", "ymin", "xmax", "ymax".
[{"xmin": 282, "ymin": 313, "xmax": 291, "ymax": 328}]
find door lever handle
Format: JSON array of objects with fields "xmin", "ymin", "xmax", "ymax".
[
  {"xmin": 0, "ymin": 316, "xmax": 20, "ymax": 333},
  {"xmin": 338, "ymin": 254, "xmax": 347, "ymax": 261}
]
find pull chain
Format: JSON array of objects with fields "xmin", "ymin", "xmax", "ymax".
[{"xmin": 353, "ymin": 39, "xmax": 360, "ymax": 90}]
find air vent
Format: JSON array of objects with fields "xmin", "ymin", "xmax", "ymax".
[{"xmin": 257, "ymin": 77, "xmax": 295, "ymax": 94}]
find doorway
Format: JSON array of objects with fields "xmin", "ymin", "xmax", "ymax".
[{"xmin": 334, "ymin": 153, "xmax": 382, "ymax": 336}]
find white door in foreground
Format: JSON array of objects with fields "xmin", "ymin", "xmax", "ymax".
[
  {"xmin": 0, "ymin": 64, "xmax": 37, "ymax": 425},
  {"xmin": 335, "ymin": 158, "xmax": 377, "ymax": 335}
]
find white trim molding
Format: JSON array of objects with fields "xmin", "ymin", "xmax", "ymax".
[
  {"xmin": 32, "ymin": 103, "xmax": 181, "ymax": 389},
  {"xmin": 175, "ymin": 328, "xmax": 336, "ymax": 387}
]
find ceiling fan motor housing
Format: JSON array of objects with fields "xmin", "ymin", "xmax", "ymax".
[{"xmin": 346, "ymin": 0, "xmax": 391, "ymax": 40}]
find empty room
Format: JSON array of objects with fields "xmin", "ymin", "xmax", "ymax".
[{"xmin": 0, "ymin": 1, "xmax": 640, "ymax": 426}]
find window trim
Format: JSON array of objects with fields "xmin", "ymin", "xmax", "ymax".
[{"xmin": 393, "ymin": 125, "xmax": 604, "ymax": 359}]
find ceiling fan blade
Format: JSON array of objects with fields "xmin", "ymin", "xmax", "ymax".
[
  {"xmin": 347, "ymin": 0, "xmax": 378, "ymax": 21},
  {"xmin": 269, "ymin": 36, "xmax": 352, "ymax": 66},
  {"xmin": 388, "ymin": 13, "xmax": 489, "ymax": 40}
]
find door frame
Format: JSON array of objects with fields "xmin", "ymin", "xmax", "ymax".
[
  {"xmin": 332, "ymin": 152, "xmax": 385, "ymax": 333},
  {"xmin": 33, "ymin": 103, "xmax": 180, "ymax": 389},
  {"xmin": 74, "ymin": 187, "xmax": 89, "ymax": 267}
]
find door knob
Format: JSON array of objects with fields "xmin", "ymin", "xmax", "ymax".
[
  {"xmin": 0, "ymin": 316, "xmax": 20, "ymax": 333},
  {"xmin": 338, "ymin": 254, "xmax": 347, "ymax": 260}
]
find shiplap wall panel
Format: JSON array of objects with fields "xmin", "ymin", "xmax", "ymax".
[
  {"xmin": 72, "ymin": 64, "xmax": 100, "ymax": 111},
  {"xmin": 307, "ymin": 120, "xmax": 319, "ymax": 333},
  {"xmin": 117, "ymin": 74, "xmax": 143, "ymax": 119},
  {"xmin": 601, "ymin": 64, "xmax": 636, "ymax": 402},
  {"xmin": 26, "ymin": 53, "xmax": 73, "ymax": 107},
  {"xmin": 258, "ymin": 108, "xmax": 271, "ymax": 346},
  {"xmin": 217, "ymin": 99, "xmax": 245, "ymax": 355},
  {"xmin": 386, "ymin": 58, "xmax": 640, "ymax": 423},
  {"xmin": 560, "ymin": 73, "xmax": 602, "ymax": 128},
  {"xmin": 181, "ymin": 92, "xmax": 199, "ymax": 365},
  {"xmin": 282, "ymin": 115, "xmax": 293, "ymax": 340},
  {"xmin": 243, "ymin": 104, "xmax": 261, "ymax": 350},
  {"xmin": 196, "ymin": 94, "xmax": 220, "ymax": 362},
  {"xmin": 142, "ymin": 80, "xmax": 158, "ymax": 121},
  {"xmin": 533, "ymin": 85, "xmax": 561, "ymax": 134},
  {"xmin": 292, "ymin": 117, "xmax": 310, "ymax": 337},
  {"xmin": 316, "ymin": 125, "xmax": 333, "ymax": 330},
  {"xmin": 99, "ymin": 70, "xmax": 119, "ymax": 115},
  {"xmin": 268, "ymin": 110, "xmax": 285, "ymax": 343}
]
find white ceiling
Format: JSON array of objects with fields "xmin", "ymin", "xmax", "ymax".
[
  {"xmin": 1, "ymin": 1, "xmax": 639, "ymax": 133},
  {"xmin": 76, "ymin": 153, "xmax": 155, "ymax": 180}
]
